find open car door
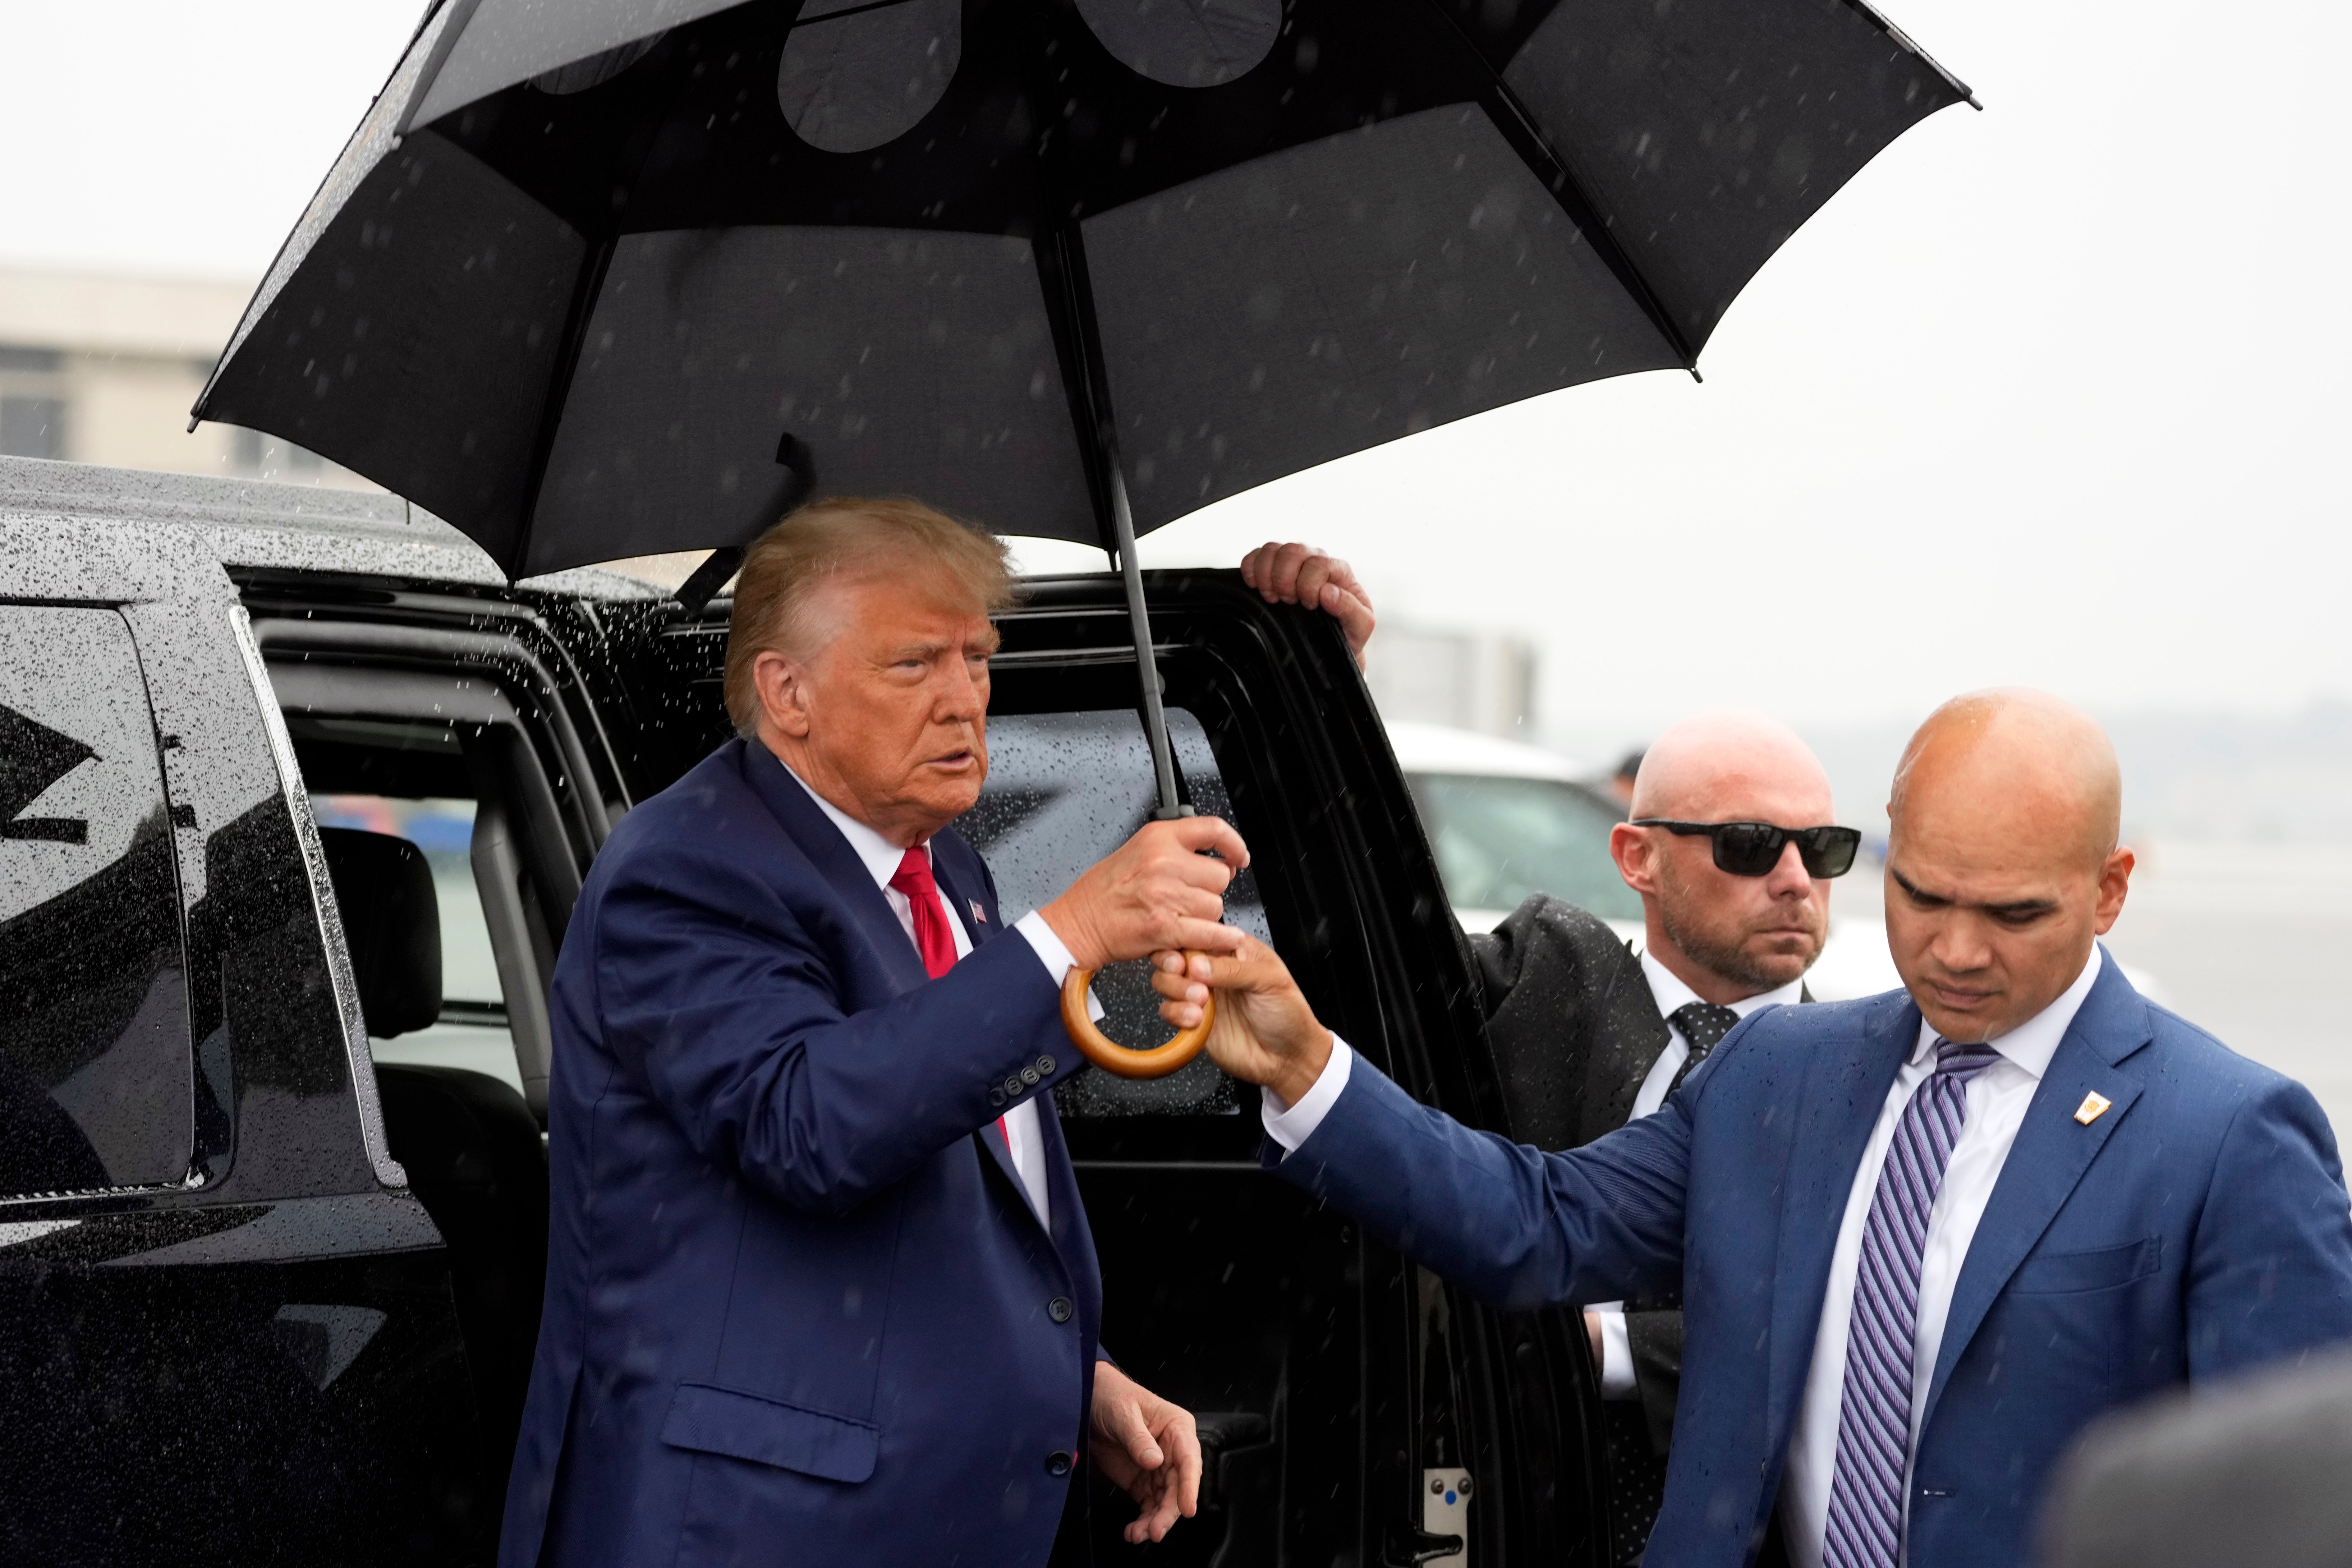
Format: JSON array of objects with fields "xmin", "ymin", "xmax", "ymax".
[{"xmin": 592, "ymin": 567, "xmax": 1618, "ymax": 1566}]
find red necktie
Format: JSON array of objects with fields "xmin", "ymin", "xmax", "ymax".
[
  {"xmin": 888, "ymin": 846, "xmax": 958, "ymax": 980},
  {"xmin": 890, "ymin": 847, "xmax": 1011, "ymax": 1152}
]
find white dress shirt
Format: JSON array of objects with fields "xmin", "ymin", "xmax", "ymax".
[
  {"xmin": 1588, "ymin": 954, "xmax": 1805, "ymax": 1398},
  {"xmin": 1262, "ymin": 942, "xmax": 2106, "ymax": 1568},
  {"xmin": 779, "ymin": 761, "xmax": 1074, "ymax": 1225},
  {"xmin": 1779, "ymin": 945, "xmax": 2100, "ymax": 1568}
]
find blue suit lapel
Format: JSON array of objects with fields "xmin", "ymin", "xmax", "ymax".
[
  {"xmin": 738, "ymin": 743, "xmax": 929, "ymax": 995},
  {"xmin": 1766, "ymin": 990, "xmax": 1919, "ymax": 1440},
  {"xmin": 929, "ymin": 838, "xmax": 992, "ymax": 952},
  {"xmin": 1919, "ymin": 950, "xmax": 2152, "ymax": 1432}
]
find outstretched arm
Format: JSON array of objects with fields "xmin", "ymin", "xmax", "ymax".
[
  {"xmin": 595, "ymin": 815, "xmax": 1251, "ymax": 1216},
  {"xmin": 1153, "ymin": 942, "xmax": 1691, "ymax": 1311}
]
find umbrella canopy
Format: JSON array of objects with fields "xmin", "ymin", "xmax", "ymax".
[{"xmin": 194, "ymin": 0, "xmax": 1970, "ymax": 580}]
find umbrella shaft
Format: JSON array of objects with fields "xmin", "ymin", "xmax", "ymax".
[{"xmin": 1111, "ymin": 471, "xmax": 1185, "ymax": 821}]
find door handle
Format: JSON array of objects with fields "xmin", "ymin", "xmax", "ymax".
[{"xmin": 1383, "ymin": 1523, "xmax": 1465, "ymax": 1566}]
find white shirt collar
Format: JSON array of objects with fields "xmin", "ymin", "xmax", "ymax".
[
  {"xmin": 1640, "ymin": 947, "xmax": 1806, "ymax": 1023},
  {"xmin": 775, "ymin": 754, "xmax": 921, "ymax": 892},
  {"xmin": 1909, "ymin": 944, "xmax": 2102, "ymax": 1080}
]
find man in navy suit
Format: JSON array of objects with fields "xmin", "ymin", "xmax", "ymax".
[
  {"xmin": 1155, "ymin": 689, "xmax": 2352, "ymax": 1568},
  {"xmin": 500, "ymin": 498, "xmax": 1371, "ymax": 1567}
]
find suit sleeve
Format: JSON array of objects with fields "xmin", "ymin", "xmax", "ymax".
[
  {"xmin": 586, "ymin": 837, "xmax": 1067, "ymax": 1218},
  {"xmin": 2186, "ymin": 1075, "xmax": 2352, "ymax": 1377},
  {"xmin": 1274, "ymin": 1054, "xmax": 1690, "ymax": 1311}
]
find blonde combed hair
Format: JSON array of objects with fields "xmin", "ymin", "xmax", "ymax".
[{"xmin": 721, "ymin": 496, "xmax": 1017, "ymax": 737}]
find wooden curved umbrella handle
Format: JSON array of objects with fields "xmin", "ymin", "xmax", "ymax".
[{"xmin": 1061, "ymin": 957, "xmax": 1215, "ymax": 1079}]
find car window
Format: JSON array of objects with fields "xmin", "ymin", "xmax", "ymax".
[
  {"xmin": 1407, "ymin": 772, "xmax": 1644, "ymax": 923},
  {"xmin": 962, "ymin": 707, "xmax": 1266, "ymax": 1118},
  {"xmin": 0, "ymin": 605, "xmax": 194, "ymax": 1196},
  {"xmin": 312, "ymin": 794, "xmax": 522, "ymax": 1094}
]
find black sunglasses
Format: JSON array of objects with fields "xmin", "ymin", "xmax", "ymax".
[{"xmin": 1631, "ymin": 819, "xmax": 1862, "ymax": 879}]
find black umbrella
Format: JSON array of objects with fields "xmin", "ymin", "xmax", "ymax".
[{"xmin": 195, "ymin": 0, "xmax": 1970, "ymax": 815}]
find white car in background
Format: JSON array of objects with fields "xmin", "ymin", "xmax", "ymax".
[{"xmin": 1387, "ymin": 720, "xmax": 1904, "ymax": 1003}]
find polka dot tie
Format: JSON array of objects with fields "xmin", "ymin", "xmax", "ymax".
[{"xmin": 1666, "ymin": 1001, "xmax": 1742, "ymax": 1094}]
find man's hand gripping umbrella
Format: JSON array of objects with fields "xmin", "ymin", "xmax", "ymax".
[
  {"xmin": 1148, "ymin": 938, "xmax": 1334, "ymax": 1108},
  {"xmin": 1041, "ymin": 814, "xmax": 1251, "ymax": 1078}
]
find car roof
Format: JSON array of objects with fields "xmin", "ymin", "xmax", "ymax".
[
  {"xmin": 1383, "ymin": 720, "xmax": 1586, "ymax": 782},
  {"xmin": 0, "ymin": 456, "xmax": 665, "ymax": 602}
]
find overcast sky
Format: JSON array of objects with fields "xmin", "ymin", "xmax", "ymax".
[{"xmin": 5, "ymin": 0, "xmax": 2346, "ymax": 739}]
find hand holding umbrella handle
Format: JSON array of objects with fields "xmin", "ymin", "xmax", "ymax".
[{"xmin": 1061, "ymin": 959, "xmax": 1215, "ymax": 1078}]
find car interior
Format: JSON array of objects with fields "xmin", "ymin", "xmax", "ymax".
[
  {"xmin": 241, "ymin": 590, "xmax": 626, "ymax": 1527},
  {"xmin": 313, "ymin": 822, "xmax": 549, "ymax": 1508}
]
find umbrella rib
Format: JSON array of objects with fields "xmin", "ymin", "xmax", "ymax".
[
  {"xmin": 1832, "ymin": 0, "xmax": 1982, "ymax": 108},
  {"xmin": 1034, "ymin": 223, "xmax": 1120, "ymax": 557},
  {"xmin": 1409, "ymin": 0, "xmax": 1699, "ymax": 375},
  {"xmin": 798, "ymin": 0, "xmax": 930, "ymax": 25},
  {"xmin": 396, "ymin": 0, "xmax": 489, "ymax": 140},
  {"xmin": 508, "ymin": 232, "xmax": 618, "ymax": 580}
]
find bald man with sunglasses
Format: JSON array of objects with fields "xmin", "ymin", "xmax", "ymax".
[{"xmin": 1469, "ymin": 710, "xmax": 1856, "ymax": 1563}]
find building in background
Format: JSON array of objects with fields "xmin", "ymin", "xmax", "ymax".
[
  {"xmin": 0, "ymin": 264, "xmax": 367, "ymax": 487},
  {"xmin": 1364, "ymin": 623, "xmax": 1538, "ymax": 740}
]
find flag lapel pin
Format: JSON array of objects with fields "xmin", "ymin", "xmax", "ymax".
[
  {"xmin": 2074, "ymin": 1092, "xmax": 2113, "ymax": 1126},
  {"xmin": 970, "ymin": 899, "xmax": 987, "ymax": 924}
]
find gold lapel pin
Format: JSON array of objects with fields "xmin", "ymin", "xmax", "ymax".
[{"xmin": 2074, "ymin": 1092, "xmax": 2113, "ymax": 1126}]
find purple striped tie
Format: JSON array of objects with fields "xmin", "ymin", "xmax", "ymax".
[{"xmin": 1821, "ymin": 1038, "xmax": 2003, "ymax": 1568}]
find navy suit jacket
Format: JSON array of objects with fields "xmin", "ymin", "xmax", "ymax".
[
  {"xmin": 1275, "ymin": 952, "xmax": 2352, "ymax": 1568},
  {"xmin": 500, "ymin": 739, "xmax": 1100, "ymax": 1567}
]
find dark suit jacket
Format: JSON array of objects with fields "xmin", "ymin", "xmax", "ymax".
[
  {"xmin": 500, "ymin": 739, "xmax": 1100, "ymax": 1568},
  {"xmin": 1470, "ymin": 895, "xmax": 1734, "ymax": 1453},
  {"xmin": 1277, "ymin": 952, "xmax": 2352, "ymax": 1568},
  {"xmin": 1468, "ymin": 896, "xmax": 1670, "ymax": 1151}
]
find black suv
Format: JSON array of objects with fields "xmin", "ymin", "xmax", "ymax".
[{"xmin": 0, "ymin": 456, "xmax": 1608, "ymax": 1566}]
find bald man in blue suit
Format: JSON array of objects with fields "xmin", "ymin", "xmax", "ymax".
[{"xmin": 1161, "ymin": 690, "xmax": 2352, "ymax": 1568}]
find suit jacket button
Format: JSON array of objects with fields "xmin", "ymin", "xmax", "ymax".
[
  {"xmin": 988, "ymin": 1087, "xmax": 1007, "ymax": 1108},
  {"xmin": 1020, "ymin": 1064, "xmax": 1041, "ymax": 1087},
  {"xmin": 1004, "ymin": 1075, "xmax": 1024, "ymax": 1098},
  {"xmin": 1045, "ymin": 1451, "xmax": 1073, "ymax": 1476},
  {"xmin": 1036, "ymin": 1055, "xmax": 1056, "ymax": 1076},
  {"xmin": 1048, "ymin": 1296, "xmax": 1074, "ymax": 1323}
]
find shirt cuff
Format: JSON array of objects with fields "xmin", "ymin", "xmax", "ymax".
[
  {"xmin": 1592, "ymin": 1306, "xmax": 1636, "ymax": 1399},
  {"xmin": 1260, "ymin": 1037, "xmax": 1353, "ymax": 1156},
  {"xmin": 1014, "ymin": 911, "xmax": 1102, "ymax": 1020},
  {"xmin": 1015, "ymin": 910, "xmax": 1076, "ymax": 981}
]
